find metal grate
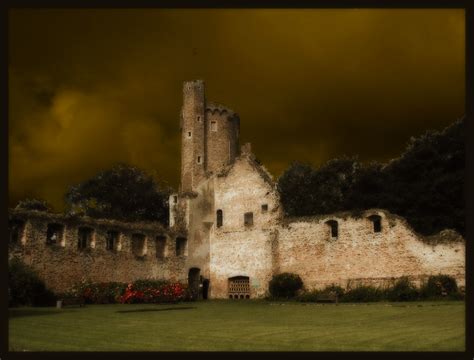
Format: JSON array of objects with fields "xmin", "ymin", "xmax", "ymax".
[{"xmin": 228, "ymin": 278, "xmax": 250, "ymax": 299}]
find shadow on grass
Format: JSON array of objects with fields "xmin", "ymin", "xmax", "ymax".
[
  {"xmin": 116, "ymin": 306, "xmax": 197, "ymax": 314},
  {"xmin": 9, "ymin": 308, "xmax": 63, "ymax": 318}
]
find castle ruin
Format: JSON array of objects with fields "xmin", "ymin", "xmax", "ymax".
[{"xmin": 8, "ymin": 80, "xmax": 465, "ymax": 299}]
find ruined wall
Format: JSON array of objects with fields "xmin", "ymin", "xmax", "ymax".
[
  {"xmin": 276, "ymin": 210, "xmax": 465, "ymax": 290},
  {"xmin": 208, "ymin": 155, "xmax": 282, "ymax": 298},
  {"xmin": 8, "ymin": 210, "xmax": 188, "ymax": 292}
]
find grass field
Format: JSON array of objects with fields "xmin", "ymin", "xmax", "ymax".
[{"xmin": 9, "ymin": 300, "xmax": 465, "ymax": 351}]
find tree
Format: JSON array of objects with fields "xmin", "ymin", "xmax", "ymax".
[
  {"xmin": 65, "ymin": 164, "xmax": 171, "ymax": 225},
  {"xmin": 277, "ymin": 117, "xmax": 465, "ymax": 236},
  {"xmin": 278, "ymin": 156, "xmax": 359, "ymax": 216},
  {"xmin": 15, "ymin": 198, "xmax": 51, "ymax": 212}
]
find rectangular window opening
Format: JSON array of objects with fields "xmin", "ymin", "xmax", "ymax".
[
  {"xmin": 244, "ymin": 212, "xmax": 254, "ymax": 227},
  {"xmin": 261, "ymin": 204, "xmax": 268, "ymax": 213},
  {"xmin": 156, "ymin": 235, "xmax": 167, "ymax": 259},
  {"xmin": 78, "ymin": 227, "xmax": 94, "ymax": 250},
  {"xmin": 176, "ymin": 237, "xmax": 187, "ymax": 256},
  {"xmin": 132, "ymin": 233, "xmax": 146, "ymax": 257},
  {"xmin": 211, "ymin": 121, "xmax": 217, "ymax": 132},
  {"xmin": 47, "ymin": 223, "xmax": 64, "ymax": 246},
  {"xmin": 106, "ymin": 230, "xmax": 119, "ymax": 251}
]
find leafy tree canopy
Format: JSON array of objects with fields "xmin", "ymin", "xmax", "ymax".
[
  {"xmin": 65, "ymin": 164, "xmax": 171, "ymax": 225},
  {"xmin": 278, "ymin": 117, "xmax": 465, "ymax": 236}
]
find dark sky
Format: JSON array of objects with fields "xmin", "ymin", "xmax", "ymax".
[{"xmin": 9, "ymin": 9, "xmax": 465, "ymax": 211}]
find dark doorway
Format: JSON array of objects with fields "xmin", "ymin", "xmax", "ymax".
[
  {"xmin": 188, "ymin": 268, "xmax": 200, "ymax": 301},
  {"xmin": 202, "ymin": 279, "xmax": 210, "ymax": 300}
]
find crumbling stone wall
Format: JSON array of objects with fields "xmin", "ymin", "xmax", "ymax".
[
  {"xmin": 8, "ymin": 210, "xmax": 188, "ymax": 293},
  {"xmin": 276, "ymin": 210, "xmax": 465, "ymax": 290}
]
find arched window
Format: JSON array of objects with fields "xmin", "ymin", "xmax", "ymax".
[
  {"xmin": 325, "ymin": 220, "xmax": 338, "ymax": 238},
  {"xmin": 368, "ymin": 215, "xmax": 382, "ymax": 233},
  {"xmin": 216, "ymin": 209, "xmax": 223, "ymax": 228}
]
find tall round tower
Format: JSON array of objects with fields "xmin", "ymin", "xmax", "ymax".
[
  {"xmin": 204, "ymin": 102, "xmax": 240, "ymax": 175},
  {"xmin": 180, "ymin": 80, "xmax": 206, "ymax": 192}
]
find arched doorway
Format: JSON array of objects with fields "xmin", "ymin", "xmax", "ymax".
[{"xmin": 188, "ymin": 268, "xmax": 200, "ymax": 301}]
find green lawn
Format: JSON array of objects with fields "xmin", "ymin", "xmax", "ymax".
[{"xmin": 9, "ymin": 300, "xmax": 465, "ymax": 351}]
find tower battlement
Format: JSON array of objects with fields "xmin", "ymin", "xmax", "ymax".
[{"xmin": 180, "ymin": 80, "xmax": 240, "ymax": 192}]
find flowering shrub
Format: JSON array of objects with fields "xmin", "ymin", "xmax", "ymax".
[
  {"xmin": 73, "ymin": 280, "xmax": 127, "ymax": 304},
  {"xmin": 66, "ymin": 279, "xmax": 187, "ymax": 304},
  {"xmin": 120, "ymin": 280, "xmax": 187, "ymax": 304}
]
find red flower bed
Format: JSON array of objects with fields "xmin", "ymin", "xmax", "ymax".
[
  {"xmin": 120, "ymin": 281, "xmax": 186, "ymax": 304},
  {"xmin": 67, "ymin": 279, "xmax": 187, "ymax": 304}
]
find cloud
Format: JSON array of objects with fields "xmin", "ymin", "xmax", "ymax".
[{"xmin": 8, "ymin": 9, "xmax": 465, "ymax": 210}]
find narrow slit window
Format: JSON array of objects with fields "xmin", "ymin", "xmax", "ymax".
[
  {"xmin": 216, "ymin": 209, "xmax": 223, "ymax": 228},
  {"xmin": 176, "ymin": 237, "xmax": 187, "ymax": 256},
  {"xmin": 187, "ymin": 131, "xmax": 192, "ymax": 138},
  {"xmin": 197, "ymin": 156, "xmax": 201, "ymax": 164},
  {"xmin": 197, "ymin": 116, "xmax": 201, "ymax": 122},
  {"xmin": 173, "ymin": 195, "xmax": 178, "ymax": 204},
  {"xmin": 325, "ymin": 220, "xmax": 338, "ymax": 238},
  {"xmin": 368, "ymin": 215, "xmax": 382, "ymax": 233},
  {"xmin": 211, "ymin": 121, "xmax": 217, "ymax": 132},
  {"xmin": 244, "ymin": 212, "xmax": 253, "ymax": 227}
]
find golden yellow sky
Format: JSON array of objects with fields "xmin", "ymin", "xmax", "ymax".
[{"xmin": 9, "ymin": 9, "xmax": 465, "ymax": 210}]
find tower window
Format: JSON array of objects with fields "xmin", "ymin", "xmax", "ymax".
[
  {"xmin": 187, "ymin": 131, "xmax": 192, "ymax": 138},
  {"xmin": 325, "ymin": 220, "xmax": 338, "ymax": 238},
  {"xmin": 261, "ymin": 204, "xmax": 268, "ymax": 213},
  {"xmin": 197, "ymin": 156, "xmax": 201, "ymax": 164},
  {"xmin": 211, "ymin": 121, "xmax": 217, "ymax": 132},
  {"xmin": 10, "ymin": 220, "xmax": 25, "ymax": 245},
  {"xmin": 244, "ymin": 212, "xmax": 254, "ymax": 227},
  {"xmin": 173, "ymin": 195, "xmax": 178, "ymax": 204},
  {"xmin": 197, "ymin": 116, "xmax": 201, "ymax": 122},
  {"xmin": 216, "ymin": 209, "xmax": 223, "ymax": 228}
]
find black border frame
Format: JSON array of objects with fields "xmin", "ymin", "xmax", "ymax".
[{"xmin": 1, "ymin": 1, "xmax": 472, "ymax": 359}]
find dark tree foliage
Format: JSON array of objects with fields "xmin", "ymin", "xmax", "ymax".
[
  {"xmin": 65, "ymin": 164, "xmax": 171, "ymax": 225},
  {"xmin": 9, "ymin": 257, "xmax": 56, "ymax": 307},
  {"xmin": 15, "ymin": 198, "xmax": 51, "ymax": 212},
  {"xmin": 278, "ymin": 156, "xmax": 358, "ymax": 216},
  {"xmin": 278, "ymin": 118, "xmax": 465, "ymax": 236}
]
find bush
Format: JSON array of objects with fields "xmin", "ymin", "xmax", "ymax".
[
  {"xmin": 8, "ymin": 258, "xmax": 56, "ymax": 307},
  {"xmin": 387, "ymin": 277, "xmax": 419, "ymax": 302},
  {"xmin": 296, "ymin": 284, "xmax": 345, "ymax": 302},
  {"xmin": 72, "ymin": 281, "xmax": 128, "ymax": 304},
  {"xmin": 420, "ymin": 275, "xmax": 459, "ymax": 299},
  {"xmin": 268, "ymin": 273, "xmax": 303, "ymax": 299},
  {"xmin": 341, "ymin": 286, "xmax": 386, "ymax": 303}
]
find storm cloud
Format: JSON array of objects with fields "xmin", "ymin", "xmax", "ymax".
[{"xmin": 8, "ymin": 9, "xmax": 465, "ymax": 210}]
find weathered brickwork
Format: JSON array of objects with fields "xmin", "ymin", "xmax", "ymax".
[
  {"xmin": 8, "ymin": 210, "xmax": 187, "ymax": 292},
  {"xmin": 9, "ymin": 79, "xmax": 465, "ymax": 299}
]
